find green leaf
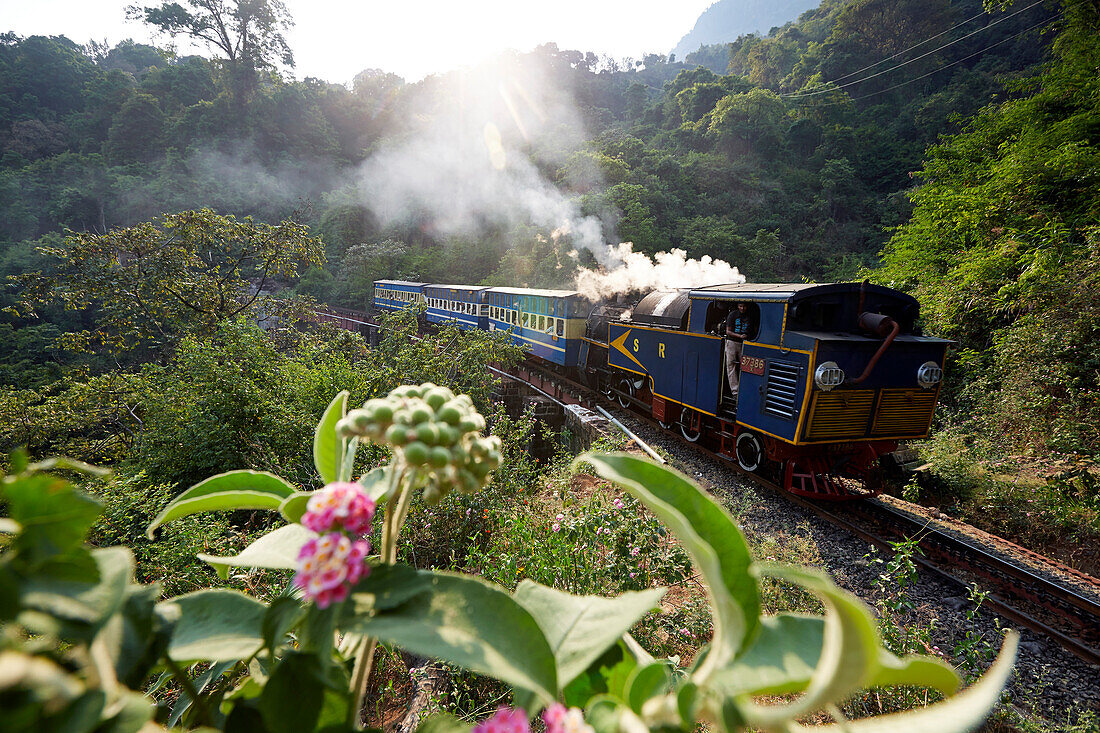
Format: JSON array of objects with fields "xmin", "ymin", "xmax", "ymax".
[
  {"xmin": 358, "ymin": 465, "xmax": 393, "ymax": 503},
  {"xmin": 342, "ymin": 569, "xmax": 558, "ymax": 703},
  {"xmin": 790, "ymin": 632, "xmax": 1019, "ymax": 732},
  {"xmin": 577, "ymin": 453, "xmax": 760, "ymax": 678},
  {"xmin": 26, "ymin": 456, "xmax": 111, "ymax": 478},
  {"xmin": 605, "ymin": 643, "xmax": 639, "ymax": 701},
  {"xmin": 3, "ymin": 472, "xmax": 102, "ymax": 559},
  {"xmin": 625, "ymin": 662, "xmax": 671, "ymax": 714},
  {"xmin": 168, "ymin": 660, "xmax": 236, "ymax": 728},
  {"xmin": 20, "ymin": 547, "xmax": 134, "ymax": 641},
  {"xmin": 263, "ymin": 596, "xmax": 306, "ymax": 652},
  {"xmin": 0, "ymin": 567, "xmax": 18, "ymax": 621},
  {"xmin": 709, "ymin": 614, "xmax": 823, "ymax": 696},
  {"xmin": 513, "ymin": 579, "xmax": 664, "ymax": 690},
  {"xmin": 869, "ymin": 647, "xmax": 961, "ymax": 695},
  {"xmin": 562, "ymin": 640, "xmax": 633, "ymax": 708},
  {"xmin": 677, "ymin": 683, "xmax": 699, "ymax": 727},
  {"xmin": 259, "ymin": 652, "xmax": 325, "ymax": 733},
  {"xmin": 98, "ymin": 582, "xmax": 172, "ymax": 688},
  {"xmin": 417, "ymin": 713, "xmax": 472, "ymax": 733},
  {"xmin": 278, "ymin": 492, "xmax": 312, "ymax": 524},
  {"xmin": 53, "ymin": 690, "xmax": 108, "ymax": 733},
  {"xmin": 158, "ymin": 589, "xmax": 267, "ymax": 663},
  {"xmin": 0, "ymin": 650, "xmax": 85, "ymax": 705},
  {"xmin": 740, "ymin": 564, "xmax": 960, "ymax": 727},
  {"xmin": 98, "ymin": 689, "xmax": 155, "ymax": 733},
  {"xmin": 314, "ymin": 391, "xmax": 349, "ymax": 485},
  {"xmin": 146, "ymin": 470, "xmax": 296, "ymax": 538},
  {"xmin": 197, "ymin": 523, "xmax": 317, "ymax": 580},
  {"xmin": 585, "ymin": 696, "xmax": 647, "ymax": 733},
  {"xmin": 344, "ymin": 562, "xmax": 431, "ymax": 613}
]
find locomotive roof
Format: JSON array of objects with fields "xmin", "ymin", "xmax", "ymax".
[
  {"xmin": 487, "ymin": 286, "xmax": 583, "ymax": 298},
  {"xmin": 375, "ymin": 280, "xmax": 426, "ymax": 287},
  {"xmin": 689, "ymin": 282, "xmax": 917, "ymax": 305}
]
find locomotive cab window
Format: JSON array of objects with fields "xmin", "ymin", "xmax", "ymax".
[{"xmin": 706, "ymin": 301, "xmax": 760, "ymax": 339}]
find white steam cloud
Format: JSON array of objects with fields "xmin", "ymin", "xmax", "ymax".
[
  {"xmin": 355, "ymin": 56, "xmax": 607, "ymax": 257},
  {"xmin": 573, "ymin": 242, "xmax": 745, "ymax": 300},
  {"xmin": 354, "ymin": 52, "xmax": 747, "ymax": 299}
]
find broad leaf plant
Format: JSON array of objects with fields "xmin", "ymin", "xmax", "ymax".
[{"xmin": 1, "ymin": 385, "xmax": 1018, "ymax": 732}]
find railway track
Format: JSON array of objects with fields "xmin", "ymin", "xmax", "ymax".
[
  {"xmin": 497, "ymin": 360, "xmax": 1100, "ymax": 668},
  {"xmin": 311, "ymin": 305, "xmax": 1100, "ymax": 669}
]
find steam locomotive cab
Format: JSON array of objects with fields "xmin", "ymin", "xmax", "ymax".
[{"xmin": 601, "ymin": 282, "xmax": 950, "ymax": 498}]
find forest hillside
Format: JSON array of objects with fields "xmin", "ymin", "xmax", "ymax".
[{"xmin": 2, "ymin": 0, "xmax": 1097, "ymax": 596}]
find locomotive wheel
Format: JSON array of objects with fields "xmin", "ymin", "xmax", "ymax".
[
  {"xmin": 736, "ymin": 431, "xmax": 765, "ymax": 472},
  {"xmin": 680, "ymin": 422, "xmax": 702, "ymax": 443},
  {"xmin": 600, "ymin": 378, "xmax": 614, "ymax": 400},
  {"xmin": 616, "ymin": 379, "xmax": 634, "ymax": 408}
]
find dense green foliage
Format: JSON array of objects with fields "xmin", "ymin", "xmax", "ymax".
[
  {"xmin": 0, "ymin": 0, "xmax": 1056, "ymax": 303},
  {"xmin": 0, "ymin": 397, "xmax": 1018, "ymax": 732},
  {"xmin": 876, "ymin": 0, "xmax": 1100, "ymax": 458},
  {"xmin": 2, "ymin": 0, "xmax": 1099, "ymax": 722}
]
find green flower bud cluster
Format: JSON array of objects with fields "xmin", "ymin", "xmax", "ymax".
[{"xmin": 338, "ymin": 383, "xmax": 502, "ymax": 503}]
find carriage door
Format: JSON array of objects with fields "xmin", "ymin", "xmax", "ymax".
[{"xmin": 682, "ymin": 351, "xmax": 699, "ymax": 405}]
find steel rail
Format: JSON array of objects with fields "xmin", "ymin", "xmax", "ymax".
[
  {"xmin": 310, "ymin": 309, "xmax": 1100, "ymax": 665},
  {"xmin": 496, "ymin": 360, "xmax": 1100, "ymax": 667}
]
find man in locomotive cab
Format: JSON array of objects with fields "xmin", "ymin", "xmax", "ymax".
[{"xmin": 724, "ymin": 301, "xmax": 754, "ymax": 396}]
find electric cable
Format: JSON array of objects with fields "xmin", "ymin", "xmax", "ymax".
[
  {"xmin": 792, "ymin": 9, "xmax": 1064, "ymax": 106},
  {"xmin": 783, "ymin": 0, "xmax": 1053, "ymax": 98}
]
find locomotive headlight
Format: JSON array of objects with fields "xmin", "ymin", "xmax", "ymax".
[
  {"xmin": 814, "ymin": 361, "xmax": 845, "ymax": 391},
  {"xmin": 917, "ymin": 361, "xmax": 943, "ymax": 389}
]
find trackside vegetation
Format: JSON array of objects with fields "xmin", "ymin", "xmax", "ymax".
[{"xmin": 0, "ymin": 387, "xmax": 1017, "ymax": 732}]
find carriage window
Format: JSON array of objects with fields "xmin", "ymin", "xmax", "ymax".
[{"xmin": 556, "ymin": 319, "xmax": 564, "ymax": 336}]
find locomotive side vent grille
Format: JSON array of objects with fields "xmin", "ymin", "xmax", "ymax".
[
  {"xmin": 764, "ymin": 361, "xmax": 801, "ymax": 420},
  {"xmin": 871, "ymin": 389, "xmax": 938, "ymax": 437},
  {"xmin": 805, "ymin": 390, "xmax": 875, "ymax": 440}
]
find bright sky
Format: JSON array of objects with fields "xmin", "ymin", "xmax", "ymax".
[{"xmin": 3, "ymin": 0, "xmax": 718, "ymax": 83}]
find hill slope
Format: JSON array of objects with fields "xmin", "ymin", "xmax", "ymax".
[{"xmin": 672, "ymin": 0, "xmax": 821, "ymax": 60}]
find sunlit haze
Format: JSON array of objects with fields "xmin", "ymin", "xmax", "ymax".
[{"xmin": 4, "ymin": 0, "xmax": 718, "ymax": 83}]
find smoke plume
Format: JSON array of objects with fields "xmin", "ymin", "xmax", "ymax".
[
  {"xmin": 573, "ymin": 242, "xmax": 745, "ymax": 300},
  {"xmin": 353, "ymin": 49, "xmax": 747, "ymax": 298},
  {"xmin": 355, "ymin": 54, "xmax": 608, "ymax": 256}
]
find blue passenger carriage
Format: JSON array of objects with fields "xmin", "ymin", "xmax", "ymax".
[
  {"xmin": 425, "ymin": 284, "xmax": 489, "ymax": 331},
  {"xmin": 485, "ymin": 287, "xmax": 590, "ymax": 367},
  {"xmin": 373, "ymin": 280, "xmax": 426, "ymax": 315}
]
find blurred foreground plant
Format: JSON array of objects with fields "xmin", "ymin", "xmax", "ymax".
[{"xmin": 1, "ymin": 385, "xmax": 1018, "ymax": 732}]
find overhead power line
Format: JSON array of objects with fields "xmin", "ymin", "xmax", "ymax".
[
  {"xmin": 794, "ymin": 9, "xmax": 1065, "ymax": 107},
  {"xmin": 782, "ymin": 0, "xmax": 1051, "ymax": 99}
]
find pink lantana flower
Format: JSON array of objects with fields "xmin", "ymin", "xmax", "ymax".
[
  {"xmin": 301, "ymin": 481, "xmax": 376, "ymax": 534},
  {"xmin": 294, "ymin": 532, "xmax": 371, "ymax": 608},
  {"xmin": 472, "ymin": 707, "xmax": 530, "ymax": 733},
  {"xmin": 543, "ymin": 703, "xmax": 594, "ymax": 733}
]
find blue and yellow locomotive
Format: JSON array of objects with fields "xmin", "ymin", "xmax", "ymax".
[{"xmin": 373, "ymin": 279, "xmax": 949, "ymax": 499}]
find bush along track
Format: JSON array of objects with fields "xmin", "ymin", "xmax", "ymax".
[{"xmin": 1, "ymin": 384, "xmax": 1019, "ymax": 732}]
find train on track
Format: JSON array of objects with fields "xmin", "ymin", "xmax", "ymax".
[{"xmin": 372, "ymin": 279, "xmax": 950, "ymax": 499}]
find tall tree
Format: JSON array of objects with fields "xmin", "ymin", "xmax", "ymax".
[
  {"xmin": 10, "ymin": 209, "xmax": 324, "ymax": 355},
  {"xmin": 127, "ymin": 0, "xmax": 294, "ymax": 102}
]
